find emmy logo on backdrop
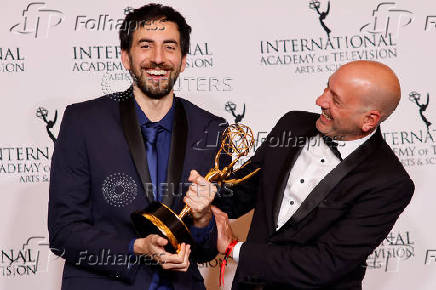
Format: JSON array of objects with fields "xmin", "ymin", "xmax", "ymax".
[
  {"xmin": 309, "ymin": 0, "xmax": 331, "ymax": 38},
  {"xmin": 225, "ymin": 101, "xmax": 245, "ymax": 124},
  {"xmin": 409, "ymin": 91, "xmax": 432, "ymax": 134},
  {"xmin": 131, "ymin": 124, "xmax": 260, "ymax": 253},
  {"xmin": 36, "ymin": 106, "xmax": 57, "ymax": 143}
]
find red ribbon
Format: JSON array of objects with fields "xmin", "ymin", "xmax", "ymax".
[{"xmin": 219, "ymin": 240, "xmax": 238, "ymax": 287}]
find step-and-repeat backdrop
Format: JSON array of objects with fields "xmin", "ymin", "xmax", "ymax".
[{"xmin": 1, "ymin": 0, "xmax": 435, "ymax": 289}]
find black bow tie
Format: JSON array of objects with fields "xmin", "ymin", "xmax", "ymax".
[{"xmin": 322, "ymin": 136, "xmax": 343, "ymax": 161}]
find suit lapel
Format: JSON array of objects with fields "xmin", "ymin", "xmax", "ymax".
[
  {"xmin": 277, "ymin": 127, "xmax": 384, "ymax": 232},
  {"xmin": 270, "ymin": 146, "xmax": 303, "ymax": 230},
  {"xmin": 162, "ymin": 98, "xmax": 188, "ymax": 208},
  {"xmin": 268, "ymin": 125, "xmax": 318, "ymax": 232},
  {"xmin": 119, "ymin": 89, "xmax": 153, "ymax": 203}
]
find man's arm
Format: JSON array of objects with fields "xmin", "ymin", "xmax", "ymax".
[
  {"xmin": 183, "ymin": 169, "xmax": 218, "ymax": 263},
  {"xmin": 48, "ymin": 105, "xmax": 140, "ymax": 282},
  {"xmin": 212, "ymin": 159, "xmax": 262, "ymax": 219}
]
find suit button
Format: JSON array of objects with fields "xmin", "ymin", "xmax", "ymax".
[
  {"xmin": 290, "ymin": 200, "xmax": 294, "ymax": 205},
  {"xmin": 114, "ymin": 272, "xmax": 120, "ymax": 279}
]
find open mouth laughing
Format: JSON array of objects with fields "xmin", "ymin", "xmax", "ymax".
[
  {"xmin": 321, "ymin": 110, "xmax": 332, "ymax": 121},
  {"xmin": 145, "ymin": 69, "xmax": 169, "ymax": 80}
]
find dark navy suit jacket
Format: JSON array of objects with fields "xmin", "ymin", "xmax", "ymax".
[{"xmin": 48, "ymin": 88, "xmax": 226, "ymax": 290}]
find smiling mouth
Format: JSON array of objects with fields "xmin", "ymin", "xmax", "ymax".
[
  {"xmin": 147, "ymin": 70, "xmax": 167, "ymax": 76},
  {"xmin": 145, "ymin": 69, "xmax": 169, "ymax": 81},
  {"xmin": 321, "ymin": 111, "xmax": 332, "ymax": 121}
]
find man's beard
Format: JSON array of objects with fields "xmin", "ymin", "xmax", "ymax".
[{"xmin": 129, "ymin": 61, "xmax": 181, "ymax": 100}]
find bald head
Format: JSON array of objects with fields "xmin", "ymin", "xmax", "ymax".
[
  {"xmin": 335, "ymin": 60, "xmax": 401, "ymax": 122},
  {"xmin": 316, "ymin": 60, "xmax": 402, "ymax": 140}
]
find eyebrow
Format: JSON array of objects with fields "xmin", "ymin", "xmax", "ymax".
[
  {"xmin": 163, "ymin": 40, "xmax": 178, "ymax": 45},
  {"xmin": 137, "ymin": 38, "xmax": 179, "ymax": 45}
]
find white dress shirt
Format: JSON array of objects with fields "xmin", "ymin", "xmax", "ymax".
[{"xmin": 232, "ymin": 130, "xmax": 376, "ymax": 262}]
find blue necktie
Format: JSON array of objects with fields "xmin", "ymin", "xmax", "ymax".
[
  {"xmin": 142, "ymin": 123, "xmax": 173, "ymax": 290},
  {"xmin": 141, "ymin": 123, "xmax": 161, "ymax": 200}
]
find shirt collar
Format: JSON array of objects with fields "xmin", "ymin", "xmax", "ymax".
[
  {"xmin": 134, "ymin": 98, "xmax": 175, "ymax": 132},
  {"xmin": 337, "ymin": 129, "xmax": 377, "ymax": 160}
]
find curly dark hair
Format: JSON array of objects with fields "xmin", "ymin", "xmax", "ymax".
[{"xmin": 119, "ymin": 3, "xmax": 192, "ymax": 56}]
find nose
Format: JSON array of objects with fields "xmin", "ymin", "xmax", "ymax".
[
  {"xmin": 316, "ymin": 88, "xmax": 329, "ymax": 109},
  {"xmin": 151, "ymin": 46, "xmax": 165, "ymax": 65}
]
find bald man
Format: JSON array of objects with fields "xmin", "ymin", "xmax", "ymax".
[{"xmin": 204, "ymin": 60, "xmax": 414, "ymax": 289}]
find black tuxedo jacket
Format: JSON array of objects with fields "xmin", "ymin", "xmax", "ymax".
[
  {"xmin": 48, "ymin": 89, "xmax": 226, "ymax": 290},
  {"xmin": 215, "ymin": 111, "xmax": 414, "ymax": 290}
]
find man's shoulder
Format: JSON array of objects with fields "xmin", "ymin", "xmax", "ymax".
[
  {"xmin": 65, "ymin": 94, "xmax": 119, "ymax": 116},
  {"xmin": 376, "ymin": 138, "xmax": 412, "ymax": 178},
  {"xmin": 177, "ymin": 97, "xmax": 226, "ymax": 124},
  {"xmin": 361, "ymin": 132, "xmax": 414, "ymax": 193},
  {"xmin": 272, "ymin": 110, "xmax": 319, "ymax": 132},
  {"xmin": 280, "ymin": 110, "xmax": 319, "ymax": 123},
  {"xmin": 68, "ymin": 92, "xmax": 118, "ymax": 107}
]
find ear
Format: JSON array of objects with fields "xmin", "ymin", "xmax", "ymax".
[
  {"xmin": 121, "ymin": 49, "xmax": 131, "ymax": 71},
  {"xmin": 180, "ymin": 54, "xmax": 187, "ymax": 73},
  {"xmin": 362, "ymin": 110, "xmax": 381, "ymax": 133}
]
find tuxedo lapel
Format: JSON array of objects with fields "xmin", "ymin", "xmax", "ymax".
[
  {"xmin": 267, "ymin": 123, "xmax": 319, "ymax": 233},
  {"xmin": 162, "ymin": 98, "xmax": 188, "ymax": 208},
  {"xmin": 270, "ymin": 146, "xmax": 303, "ymax": 231},
  {"xmin": 278, "ymin": 127, "xmax": 384, "ymax": 232},
  {"xmin": 119, "ymin": 90, "xmax": 153, "ymax": 203}
]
